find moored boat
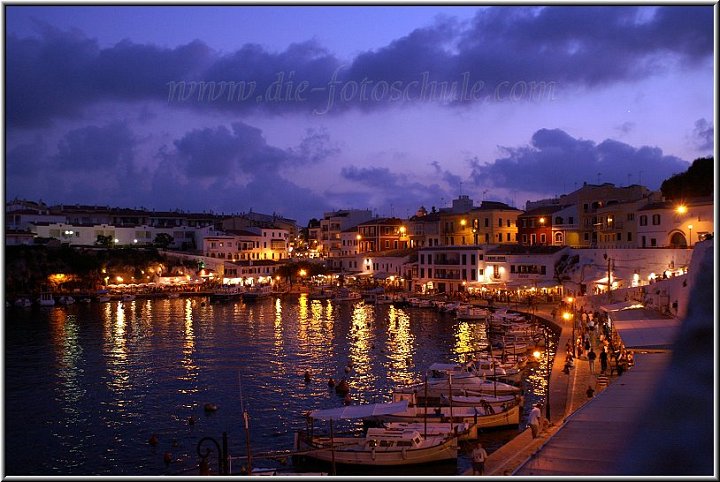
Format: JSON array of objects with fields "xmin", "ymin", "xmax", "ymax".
[
  {"xmin": 292, "ymin": 400, "xmax": 458, "ymax": 471},
  {"xmin": 242, "ymin": 285, "xmax": 273, "ymax": 301},
  {"xmin": 38, "ymin": 291, "xmax": 55, "ymax": 307}
]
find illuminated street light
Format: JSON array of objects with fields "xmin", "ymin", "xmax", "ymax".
[
  {"xmin": 676, "ymin": 205, "xmax": 687, "ymax": 214},
  {"xmin": 688, "ymin": 224, "xmax": 693, "ymax": 247}
]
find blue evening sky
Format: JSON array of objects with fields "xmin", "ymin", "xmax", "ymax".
[{"xmin": 3, "ymin": 4, "xmax": 715, "ymax": 224}]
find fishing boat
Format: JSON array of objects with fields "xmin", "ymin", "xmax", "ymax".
[
  {"xmin": 293, "ymin": 401, "xmax": 458, "ymax": 470},
  {"xmin": 309, "ymin": 287, "xmax": 333, "ymax": 300},
  {"xmin": 365, "ymin": 401, "xmax": 520, "ymax": 430},
  {"xmin": 242, "ymin": 285, "xmax": 273, "ymax": 301},
  {"xmin": 392, "ymin": 389, "xmax": 520, "ymax": 413},
  {"xmin": 121, "ymin": 293, "xmax": 136, "ymax": 302},
  {"xmin": 332, "ymin": 288, "xmax": 362, "ymax": 302},
  {"xmin": 14, "ymin": 297, "xmax": 32, "ymax": 308},
  {"xmin": 58, "ymin": 295, "xmax": 75, "ymax": 305},
  {"xmin": 210, "ymin": 285, "xmax": 244, "ymax": 303},
  {"xmin": 382, "ymin": 421, "xmax": 477, "ymax": 441},
  {"xmin": 38, "ymin": 291, "xmax": 55, "ymax": 307},
  {"xmin": 455, "ymin": 305, "xmax": 489, "ymax": 321}
]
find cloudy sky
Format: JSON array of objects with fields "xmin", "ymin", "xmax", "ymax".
[{"xmin": 4, "ymin": 5, "xmax": 715, "ymax": 225}]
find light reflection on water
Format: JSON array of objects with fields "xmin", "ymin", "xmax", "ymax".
[{"xmin": 4, "ymin": 296, "xmax": 556, "ymax": 476}]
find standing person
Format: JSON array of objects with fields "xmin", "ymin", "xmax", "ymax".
[
  {"xmin": 528, "ymin": 403, "xmax": 542, "ymax": 438},
  {"xmin": 599, "ymin": 347, "xmax": 608, "ymax": 374},
  {"xmin": 471, "ymin": 442, "xmax": 488, "ymax": 475},
  {"xmin": 588, "ymin": 347, "xmax": 597, "ymax": 374}
]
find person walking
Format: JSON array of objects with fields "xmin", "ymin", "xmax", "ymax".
[
  {"xmin": 599, "ymin": 347, "xmax": 608, "ymax": 374},
  {"xmin": 471, "ymin": 442, "xmax": 488, "ymax": 475},
  {"xmin": 528, "ymin": 403, "xmax": 542, "ymax": 438},
  {"xmin": 588, "ymin": 347, "xmax": 597, "ymax": 374}
]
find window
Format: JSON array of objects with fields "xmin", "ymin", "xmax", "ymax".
[
  {"xmin": 627, "ymin": 232, "xmax": 632, "ymax": 242},
  {"xmin": 420, "ymin": 268, "xmax": 425, "ymax": 277},
  {"xmin": 510, "ymin": 265, "xmax": 516, "ymax": 273},
  {"xmin": 650, "ymin": 238, "xmax": 657, "ymax": 247},
  {"xmin": 627, "ymin": 213, "xmax": 634, "ymax": 221},
  {"xmin": 522, "ymin": 234, "xmax": 528, "ymax": 243},
  {"xmin": 584, "ymin": 233, "xmax": 589, "ymax": 241},
  {"xmin": 506, "ymin": 233, "xmax": 511, "ymax": 241},
  {"xmin": 484, "ymin": 218, "xmax": 489, "ymax": 227},
  {"xmin": 555, "ymin": 216, "xmax": 563, "ymax": 224},
  {"xmin": 507, "ymin": 219, "xmax": 511, "ymax": 227},
  {"xmin": 583, "ymin": 203, "xmax": 589, "ymax": 212},
  {"xmin": 568, "ymin": 216, "xmax": 574, "ymax": 224},
  {"xmin": 555, "ymin": 232, "xmax": 563, "ymax": 243},
  {"xmin": 484, "ymin": 234, "xmax": 489, "ymax": 243},
  {"xmin": 462, "ymin": 254, "xmax": 467, "ymax": 265},
  {"xmin": 541, "ymin": 266, "xmax": 546, "ymax": 275},
  {"xmin": 652, "ymin": 214, "xmax": 661, "ymax": 225},
  {"xmin": 639, "ymin": 215, "xmax": 648, "ymax": 226},
  {"xmin": 497, "ymin": 233, "xmax": 502, "ymax": 242},
  {"xmin": 420, "ymin": 254, "xmax": 425, "ymax": 264},
  {"xmin": 471, "ymin": 254, "xmax": 476, "ymax": 265},
  {"xmin": 616, "ymin": 233, "xmax": 621, "ymax": 241},
  {"xmin": 540, "ymin": 233, "xmax": 546, "ymax": 244},
  {"xmin": 498, "ymin": 218, "xmax": 503, "ymax": 227},
  {"xmin": 520, "ymin": 219, "xmax": 526, "ymax": 228},
  {"xmin": 531, "ymin": 234, "xmax": 536, "ymax": 244},
  {"xmin": 428, "ymin": 268, "xmax": 433, "ymax": 278}
]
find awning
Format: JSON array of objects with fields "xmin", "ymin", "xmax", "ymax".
[
  {"xmin": 600, "ymin": 301, "xmax": 645, "ymax": 313},
  {"xmin": 612, "ymin": 317, "xmax": 680, "ymax": 349},
  {"xmin": 308, "ymin": 400, "xmax": 408, "ymax": 421}
]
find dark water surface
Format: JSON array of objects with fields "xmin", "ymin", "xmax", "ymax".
[{"xmin": 4, "ymin": 295, "xmax": 555, "ymax": 475}]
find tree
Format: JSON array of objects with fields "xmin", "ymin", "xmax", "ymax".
[
  {"xmin": 153, "ymin": 233, "xmax": 174, "ymax": 249},
  {"xmin": 95, "ymin": 234, "xmax": 113, "ymax": 248},
  {"xmin": 661, "ymin": 156, "xmax": 714, "ymax": 199}
]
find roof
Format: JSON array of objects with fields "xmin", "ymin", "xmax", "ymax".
[
  {"xmin": 308, "ymin": 400, "xmax": 409, "ymax": 421},
  {"xmin": 518, "ymin": 205, "xmax": 564, "ymax": 217},
  {"xmin": 607, "ymin": 308, "xmax": 679, "ymax": 349},
  {"xmin": 486, "ymin": 245, "xmax": 566, "ymax": 255}
]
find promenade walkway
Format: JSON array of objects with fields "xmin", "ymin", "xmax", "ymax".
[{"xmin": 463, "ymin": 301, "xmax": 627, "ymax": 476}]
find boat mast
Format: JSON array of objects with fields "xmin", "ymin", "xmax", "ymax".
[{"xmin": 239, "ymin": 375, "xmax": 253, "ymax": 474}]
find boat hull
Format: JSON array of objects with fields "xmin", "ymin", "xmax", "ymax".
[{"xmin": 293, "ymin": 432, "xmax": 458, "ymax": 468}]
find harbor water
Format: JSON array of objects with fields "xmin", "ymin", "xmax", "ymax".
[{"xmin": 3, "ymin": 295, "xmax": 556, "ymax": 475}]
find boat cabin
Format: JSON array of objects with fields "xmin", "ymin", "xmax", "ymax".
[{"xmin": 364, "ymin": 428, "xmax": 423, "ymax": 449}]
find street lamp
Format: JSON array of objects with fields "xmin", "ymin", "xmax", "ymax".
[
  {"xmin": 688, "ymin": 224, "xmax": 693, "ymax": 247},
  {"xmin": 563, "ymin": 311, "xmax": 575, "ymax": 356}
]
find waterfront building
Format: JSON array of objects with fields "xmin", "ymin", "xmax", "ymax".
[
  {"xmin": 483, "ymin": 245, "xmax": 568, "ymax": 294},
  {"xmin": 636, "ymin": 196, "xmax": 714, "ymax": 248},
  {"xmin": 356, "ymin": 217, "xmax": 410, "ymax": 253},
  {"xmin": 413, "ymin": 245, "xmax": 487, "ymax": 294},
  {"xmin": 203, "ymin": 227, "xmax": 290, "ymax": 261},
  {"xmin": 595, "ymin": 192, "xmax": 663, "ymax": 249},
  {"xmin": 549, "ymin": 204, "xmax": 579, "ymax": 247},
  {"xmin": 221, "ymin": 211, "xmax": 298, "ymax": 240},
  {"xmin": 517, "ymin": 206, "xmax": 563, "ymax": 246},
  {"xmin": 407, "ymin": 206, "xmax": 442, "ymax": 248},
  {"xmin": 317, "ymin": 209, "xmax": 374, "ymax": 257}
]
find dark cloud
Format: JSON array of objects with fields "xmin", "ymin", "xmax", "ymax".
[
  {"xmin": 7, "ymin": 6, "xmax": 713, "ymax": 125},
  {"xmin": 691, "ymin": 118, "xmax": 713, "ymax": 152},
  {"xmin": 469, "ymin": 128, "xmax": 689, "ymax": 193},
  {"xmin": 169, "ymin": 122, "xmax": 332, "ymax": 181},
  {"xmin": 431, "ymin": 160, "xmax": 463, "ymax": 191},
  {"xmin": 615, "ymin": 121, "xmax": 636, "ymax": 136},
  {"xmin": 53, "ymin": 121, "xmax": 136, "ymax": 171}
]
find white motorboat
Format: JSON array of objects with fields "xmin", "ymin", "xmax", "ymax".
[
  {"xmin": 332, "ymin": 288, "xmax": 362, "ymax": 302},
  {"xmin": 242, "ymin": 285, "xmax": 273, "ymax": 301},
  {"xmin": 293, "ymin": 401, "xmax": 458, "ymax": 469},
  {"xmin": 455, "ymin": 305, "xmax": 489, "ymax": 320},
  {"xmin": 365, "ymin": 402, "xmax": 521, "ymax": 430},
  {"xmin": 38, "ymin": 291, "xmax": 55, "ymax": 307},
  {"xmin": 383, "ymin": 421, "xmax": 477, "ymax": 441}
]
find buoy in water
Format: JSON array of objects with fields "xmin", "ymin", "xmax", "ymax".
[
  {"xmin": 204, "ymin": 403, "xmax": 218, "ymax": 413},
  {"xmin": 328, "ymin": 377, "xmax": 335, "ymax": 388},
  {"xmin": 304, "ymin": 370, "xmax": 311, "ymax": 383},
  {"xmin": 344, "ymin": 365, "xmax": 351, "ymax": 373},
  {"xmin": 149, "ymin": 434, "xmax": 159, "ymax": 446},
  {"xmin": 335, "ymin": 378, "xmax": 350, "ymax": 395}
]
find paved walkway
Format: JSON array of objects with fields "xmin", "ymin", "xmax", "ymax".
[{"xmin": 464, "ymin": 301, "xmax": 615, "ymax": 476}]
